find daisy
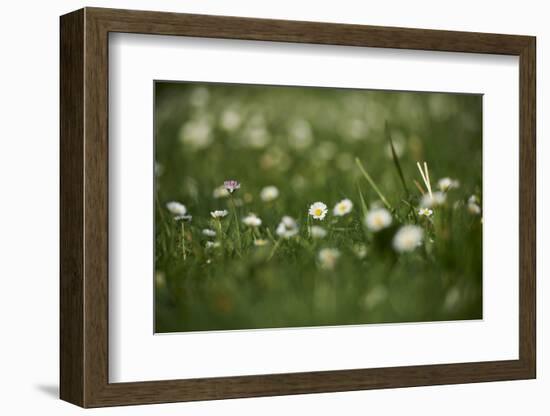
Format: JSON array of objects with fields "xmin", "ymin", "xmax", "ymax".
[
  {"xmin": 174, "ymin": 214, "xmax": 192, "ymax": 222},
  {"xmin": 393, "ymin": 225, "xmax": 424, "ymax": 253},
  {"xmin": 333, "ymin": 198, "xmax": 353, "ymax": 216},
  {"xmin": 288, "ymin": 119, "xmax": 313, "ymax": 150},
  {"xmin": 467, "ymin": 195, "xmax": 481, "ymax": 215},
  {"xmin": 154, "ymin": 162, "xmax": 164, "ymax": 177},
  {"xmin": 444, "ymin": 287, "xmax": 461, "ymax": 311},
  {"xmin": 210, "ymin": 210, "xmax": 228, "ymax": 219},
  {"xmin": 362, "ymin": 285, "xmax": 388, "ymax": 310},
  {"xmin": 291, "ymin": 175, "xmax": 306, "ymax": 190},
  {"xmin": 282, "ymin": 216, "xmax": 297, "ymax": 229},
  {"xmin": 316, "ymin": 141, "xmax": 337, "ymax": 161},
  {"xmin": 353, "ymin": 244, "xmax": 368, "ymax": 259},
  {"xmin": 365, "ymin": 208, "xmax": 392, "ymax": 232},
  {"xmin": 438, "ymin": 177, "xmax": 460, "ymax": 192},
  {"xmin": 308, "ymin": 202, "xmax": 328, "ymax": 220},
  {"xmin": 346, "ymin": 118, "xmax": 368, "ymax": 141},
  {"xmin": 166, "ymin": 201, "xmax": 187, "ymax": 216},
  {"xmin": 418, "ymin": 207, "xmax": 433, "ymax": 217},
  {"xmin": 242, "ymin": 214, "xmax": 262, "ymax": 227},
  {"xmin": 155, "ymin": 271, "xmax": 166, "ymax": 289},
  {"xmin": 318, "ymin": 248, "xmax": 341, "ymax": 270},
  {"xmin": 244, "ymin": 126, "xmax": 270, "ymax": 149},
  {"xmin": 420, "ymin": 191, "xmax": 447, "ymax": 208},
  {"xmin": 189, "ymin": 86, "xmax": 209, "ymax": 107},
  {"xmin": 220, "ymin": 109, "xmax": 242, "ymax": 132},
  {"xmin": 212, "ymin": 185, "xmax": 230, "ymax": 199},
  {"xmin": 384, "ymin": 138, "xmax": 405, "ymax": 159},
  {"xmin": 276, "ymin": 216, "xmax": 299, "ymax": 239},
  {"xmin": 254, "ymin": 239, "xmax": 269, "ymax": 247},
  {"xmin": 202, "ymin": 229, "xmax": 216, "ymax": 237},
  {"xmin": 468, "ymin": 204, "xmax": 481, "ymax": 215},
  {"xmin": 260, "ymin": 186, "xmax": 279, "ymax": 202},
  {"xmin": 205, "ymin": 241, "xmax": 221, "ymax": 249},
  {"xmin": 309, "ymin": 225, "xmax": 327, "ymax": 239},
  {"xmin": 179, "ymin": 118, "xmax": 212, "ymax": 150}
]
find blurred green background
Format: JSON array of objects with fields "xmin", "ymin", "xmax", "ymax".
[{"xmin": 154, "ymin": 81, "xmax": 482, "ymax": 333}]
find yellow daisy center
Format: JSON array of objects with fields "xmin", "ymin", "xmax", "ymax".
[{"xmin": 314, "ymin": 208, "xmax": 322, "ymax": 216}]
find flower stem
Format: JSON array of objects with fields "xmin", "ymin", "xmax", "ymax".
[
  {"xmin": 267, "ymin": 239, "xmax": 281, "ymax": 261},
  {"xmin": 216, "ymin": 218, "xmax": 223, "ymax": 244},
  {"xmin": 230, "ymin": 196, "xmax": 242, "ymax": 255},
  {"xmin": 180, "ymin": 222, "xmax": 186, "ymax": 260}
]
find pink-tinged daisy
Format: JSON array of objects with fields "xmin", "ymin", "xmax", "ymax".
[{"xmin": 223, "ymin": 180, "xmax": 240, "ymax": 194}]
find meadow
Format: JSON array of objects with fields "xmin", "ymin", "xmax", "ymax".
[{"xmin": 154, "ymin": 81, "xmax": 483, "ymax": 333}]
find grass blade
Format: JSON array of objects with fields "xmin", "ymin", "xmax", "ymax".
[
  {"xmin": 355, "ymin": 157, "xmax": 391, "ymax": 209},
  {"xmin": 414, "ymin": 179, "xmax": 426, "ymax": 195},
  {"xmin": 357, "ymin": 182, "xmax": 369, "ymax": 216}
]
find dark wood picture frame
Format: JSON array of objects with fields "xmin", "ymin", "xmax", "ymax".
[{"xmin": 60, "ymin": 7, "xmax": 536, "ymax": 408}]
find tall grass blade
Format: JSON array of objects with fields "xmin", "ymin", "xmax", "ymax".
[{"xmin": 385, "ymin": 122, "xmax": 409, "ymax": 196}]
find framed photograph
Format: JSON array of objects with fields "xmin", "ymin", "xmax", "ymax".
[{"xmin": 60, "ymin": 7, "xmax": 536, "ymax": 408}]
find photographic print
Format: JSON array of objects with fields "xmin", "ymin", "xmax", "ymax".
[{"xmin": 154, "ymin": 81, "xmax": 482, "ymax": 333}]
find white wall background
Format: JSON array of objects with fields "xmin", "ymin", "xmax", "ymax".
[{"xmin": 0, "ymin": 0, "xmax": 545, "ymax": 414}]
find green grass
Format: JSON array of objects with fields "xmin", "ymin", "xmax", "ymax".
[{"xmin": 154, "ymin": 82, "xmax": 483, "ymax": 333}]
